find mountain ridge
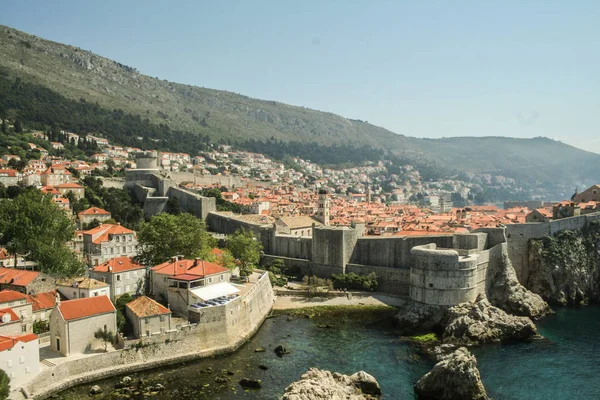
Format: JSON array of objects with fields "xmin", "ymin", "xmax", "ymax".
[{"xmin": 0, "ymin": 24, "xmax": 598, "ymax": 197}]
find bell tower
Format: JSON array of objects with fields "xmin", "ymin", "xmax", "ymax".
[{"xmin": 317, "ymin": 189, "xmax": 330, "ymax": 226}]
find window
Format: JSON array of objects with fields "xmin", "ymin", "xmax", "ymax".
[
  {"xmin": 40, "ymin": 312, "xmax": 45, "ymax": 320},
  {"xmin": 25, "ymin": 366, "xmax": 30, "ymax": 374},
  {"xmin": 125, "ymin": 285, "xmax": 130, "ymax": 292},
  {"xmin": 220, "ymin": 275, "xmax": 224, "ymax": 281},
  {"xmin": 122, "ymin": 246, "xmax": 126, "ymax": 253},
  {"xmin": 133, "ymin": 271, "xmax": 137, "ymax": 277},
  {"xmin": 208, "ymin": 277, "xmax": 212, "ymax": 283},
  {"xmin": 125, "ymin": 272, "xmax": 130, "ymax": 279},
  {"xmin": 116, "ymin": 287, "xmax": 122, "ymax": 295},
  {"xmin": 116, "ymin": 275, "xmax": 121, "ymax": 281},
  {"xmin": 73, "ymin": 291, "xmax": 76, "ymax": 298},
  {"xmin": 19, "ymin": 356, "xmax": 24, "ymax": 364},
  {"xmin": 160, "ymin": 315, "xmax": 165, "ymax": 322},
  {"xmin": 6, "ymin": 360, "xmax": 11, "ymax": 368},
  {"xmin": 145, "ymin": 318, "xmax": 150, "ymax": 324},
  {"xmin": 21, "ymin": 325, "xmax": 26, "ymax": 333}
]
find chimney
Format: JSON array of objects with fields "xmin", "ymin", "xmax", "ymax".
[
  {"xmin": 55, "ymin": 292, "xmax": 61, "ymax": 306},
  {"xmin": 193, "ymin": 258, "xmax": 201, "ymax": 267},
  {"xmin": 171, "ymin": 256, "xmax": 178, "ymax": 263}
]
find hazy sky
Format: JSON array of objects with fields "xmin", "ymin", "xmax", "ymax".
[{"xmin": 2, "ymin": 1, "xmax": 600, "ymax": 152}]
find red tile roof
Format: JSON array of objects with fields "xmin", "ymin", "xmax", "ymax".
[
  {"xmin": 0, "ymin": 268, "xmax": 39, "ymax": 287},
  {"xmin": 0, "ymin": 290, "xmax": 28, "ymax": 304},
  {"xmin": 56, "ymin": 182, "xmax": 84, "ymax": 189},
  {"xmin": 0, "ymin": 308, "xmax": 19, "ymax": 324},
  {"xmin": 0, "ymin": 334, "xmax": 38, "ymax": 352},
  {"xmin": 151, "ymin": 259, "xmax": 228, "ymax": 278},
  {"xmin": 92, "ymin": 256, "xmax": 144, "ymax": 273},
  {"xmin": 58, "ymin": 296, "xmax": 116, "ymax": 321},
  {"xmin": 125, "ymin": 296, "xmax": 170, "ymax": 318},
  {"xmin": 79, "ymin": 207, "xmax": 111, "ymax": 216},
  {"xmin": 26, "ymin": 291, "xmax": 57, "ymax": 312},
  {"xmin": 83, "ymin": 223, "xmax": 135, "ymax": 244}
]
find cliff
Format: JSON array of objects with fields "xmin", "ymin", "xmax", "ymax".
[
  {"xmin": 486, "ymin": 244, "xmax": 551, "ymax": 319},
  {"xmin": 282, "ymin": 368, "xmax": 382, "ymax": 400},
  {"xmin": 527, "ymin": 221, "xmax": 600, "ymax": 305},
  {"xmin": 415, "ymin": 347, "xmax": 487, "ymax": 400}
]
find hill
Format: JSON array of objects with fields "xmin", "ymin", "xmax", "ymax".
[{"xmin": 0, "ymin": 24, "xmax": 598, "ymax": 198}]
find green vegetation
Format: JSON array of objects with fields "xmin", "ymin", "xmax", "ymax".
[
  {"xmin": 94, "ymin": 328, "xmax": 115, "ymax": 352},
  {"xmin": 0, "ymin": 189, "xmax": 85, "ymax": 276},
  {"xmin": 136, "ymin": 212, "xmax": 216, "ymax": 266},
  {"xmin": 331, "ymin": 272, "xmax": 379, "ymax": 292},
  {"xmin": 0, "ymin": 369, "xmax": 9, "ymax": 400},
  {"xmin": 81, "ymin": 176, "xmax": 144, "ymax": 230},
  {"xmin": 226, "ymin": 229, "xmax": 263, "ymax": 277},
  {"xmin": 33, "ymin": 320, "xmax": 49, "ymax": 334},
  {"xmin": 115, "ymin": 293, "xmax": 134, "ymax": 334},
  {"xmin": 200, "ymin": 188, "xmax": 241, "ymax": 213},
  {"xmin": 409, "ymin": 333, "xmax": 439, "ymax": 343},
  {"xmin": 279, "ymin": 305, "xmax": 398, "ymax": 325}
]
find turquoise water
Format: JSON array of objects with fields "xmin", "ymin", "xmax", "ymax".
[
  {"xmin": 474, "ymin": 306, "xmax": 600, "ymax": 400},
  {"xmin": 56, "ymin": 306, "xmax": 600, "ymax": 399}
]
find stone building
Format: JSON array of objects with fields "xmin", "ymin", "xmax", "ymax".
[
  {"xmin": 90, "ymin": 256, "xmax": 146, "ymax": 300},
  {"xmin": 526, "ymin": 208, "xmax": 552, "ymax": 223},
  {"xmin": 0, "ymin": 333, "xmax": 40, "ymax": 387},
  {"xmin": 82, "ymin": 223, "xmax": 138, "ymax": 266},
  {"xmin": 275, "ymin": 216, "xmax": 322, "ymax": 237},
  {"xmin": 150, "ymin": 257, "xmax": 231, "ymax": 315},
  {"xmin": 125, "ymin": 296, "xmax": 172, "ymax": 339},
  {"xmin": 40, "ymin": 165, "xmax": 71, "ymax": 186},
  {"xmin": 26, "ymin": 291, "xmax": 57, "ymax": 323},
  {"xmin": 0, "ymin": 268, "xmax": 55, "ymax": 295},
  {"xmin": 0, "ymin": 169, "xmax": 19, "ymax": 187},
  {"xmin": 55, "ymin": 182, "xmax": 85, "ymax": 200},
  {"xmin": 572, "ymin": 184, "xmax": 600, "ymax": 203},
  {"xmin": 50, "ymin": 295, "xmax": 117, "ymax": 356},
  {"xmin": 77, "ymin": 207, "xmax": 112, "ymax": 229},
  {"xmin": 0, "ymin": 290, "xmax": 33, "ymax": 335},
  {"xmin": 56, "ymin": 277, "xmax": 110, "ymax": 300}
]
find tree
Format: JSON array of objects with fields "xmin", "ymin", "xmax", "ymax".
[
  {"xmin": 136, "ymin": 213, "xmax": 216, "ymax": 266},
  {"xmin": 226, "ymin": 229, "xmax": 263, "ymax": 277},
  {"xmin": 166, "ymin": 196, "xmax": 181, "ymax": 215},
  {"xmin": 115, "ymin": 293, "xmax": 134, "ymax": 333},
  {"xmin": 0, "ymin": 189, "xmax": 84, "ymax": 276},
  {"xmin": 0, "ymin": 369, "xmax": 9, "ymax": 400},
  {"xmin": 13, "ymin": 119, "xmax": 22, "ymax": 133},
  {"xmin": 218, "ymin": 249, "xmax": 237, "ymax": 272},
  {"xmin": 94, "ymin": 328, "xmax": 115, "ymax": 352}
]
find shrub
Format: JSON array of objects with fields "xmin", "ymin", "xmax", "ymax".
[{"xmin": 331, "ymin": 272, "xmax": 379, "ymax": 292}]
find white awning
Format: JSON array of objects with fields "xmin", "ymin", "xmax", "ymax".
[{"xmin": 189, "ymin": 282, "xmax": 240, "ymax": 302}]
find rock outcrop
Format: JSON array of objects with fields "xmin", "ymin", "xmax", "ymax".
[
  {"xmin": 442, "ymin": 299, "xmax": 537, "ymax": 345},
  {"xmin": 394, "ymin": 300, "xmax": 447, "ymax": 334},
  {"xmin": 527, "ymin": 223, "xmax": 600, "ymax": 305},
  {"xmin": 415, "ymin": 347, "xmax": 487, "ymax": 400},
  {"xmin": 487, "ymin": 245, "xmax": 552, "ymax": 319},
  {"xmin": 282, "ymin": 368, "xmax": 381, "ymax": 400}
]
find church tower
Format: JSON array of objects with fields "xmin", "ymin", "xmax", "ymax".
[{"xmin": 317, "ymin": 189, "xmax": 330, "ymax": 226}]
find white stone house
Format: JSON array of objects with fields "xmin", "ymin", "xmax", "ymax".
[
  {"xmin": 90, "ymin": 256, "xmax": 146, "ymax": 300},
  {"xmin": 0, "ymin": 290, "xmax": 33, "ymax": 335},
  {"xmin": 125, "ymin": 296, "xmax": 172, "ymax": 339},
  {"xmin": 56, "ymin": 277, "xmax": 110, "ymax": 300},
  {"xmin": 82, "ymin": 223, "xmax": 138, "ymax": 266},
  {"xmin": 0, "ymin": 333, "xmax": 40, "ymax": 387},
  {"xmin": 50, "ymin": 295, "xmax": 117, "ymax": 356}
]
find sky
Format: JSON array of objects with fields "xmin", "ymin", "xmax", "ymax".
[{"xmin": 2, "ymin": 1, "xmax": 600, "ymax": 152}]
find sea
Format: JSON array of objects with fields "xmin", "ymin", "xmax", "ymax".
[{"xmin": 55, "ymin": 306, "xmax": 600, "ymax": 399}]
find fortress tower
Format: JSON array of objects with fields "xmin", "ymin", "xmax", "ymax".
[{"xmin": 316, "ymin": 189, "xmax": 330, "ymax": 226}]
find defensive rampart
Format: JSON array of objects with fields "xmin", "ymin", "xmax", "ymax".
[{"xmin": 23, "ymin": 273, "xmax": 274, "ymax": 399}]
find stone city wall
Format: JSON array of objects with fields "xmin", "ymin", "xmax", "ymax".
[
  {"xmin": 23, "ymin": 273, "xmax": 274, "ymax": 399},
  {"xmin": 167, "ymin": 187, "xmax": 216, "ymax": 220},
  {"xmin": 506, "ymin": 212, "xmax": 600, "ymax": 285},
  {"xmin": 409, "ymin": 244, "xmax": 481, "ymax": 306}
]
